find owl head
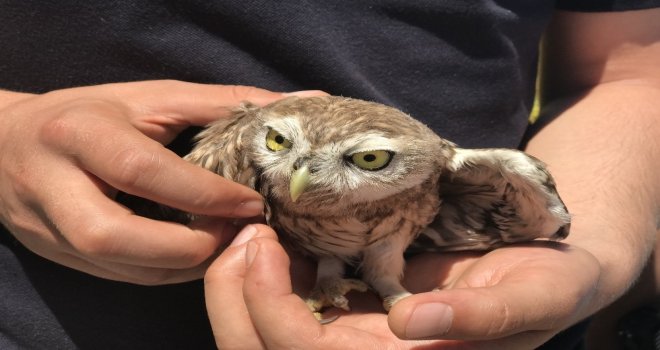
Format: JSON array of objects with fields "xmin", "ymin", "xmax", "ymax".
[{"xmin": 241, "ymin": 96, "xmax": 454, "ymax": 211}]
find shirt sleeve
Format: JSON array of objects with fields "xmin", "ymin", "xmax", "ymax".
[{"xmin": 556, "ymin": 0, "xmax": 660, "ymax": 12}]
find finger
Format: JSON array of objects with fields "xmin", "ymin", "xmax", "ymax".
[
  {"xmin": 64, "ymin": 81, "xmax": 282, "ymax": 126},
  {"xmin": 83, "ymin": 255, "xmax": 213, "ymax": 285},
  {"xmin": 100, "ymin": 80, "xmax": 327, "ymax": 125},
  {"xmin": 41, "ymin": 111, "xmax": 264, "ymax": 217},
  {"xmin": 40, "ymin": 170, "xmax": 240, "ymax": 269},
  {"xmin": 12, "ymin": 208, "xmax": 227, "ymax": 284},
  {"xmin": 14, "ymin": 233, "xmax": 211, "ymax": 285},
  {"xmin": 242, "ymin": 237, "xmax": 326, "ymax": 349},
  {"xmin": 389, "ymin": 261, "xmax": 597, "ymax": 341},
  {"xmin": 205, "ymin": 225, "xmax": 277, "ymax": 350}
]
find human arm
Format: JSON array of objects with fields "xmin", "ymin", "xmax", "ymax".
[
  {"xmin": 529, "ymin": 6, "xmax": 660, "ymax": 322},
  {"xmin": 0, "ymin": 80, "xmax": 304, "ymax": 284}
]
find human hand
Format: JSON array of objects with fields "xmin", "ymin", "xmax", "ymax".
[
  {"xmin": 388, "ymin": 243, "xmax": 600, "ymax": 349},
  {"xmin": 206, "ymin": 224, "xmax": 601, "ymax": 349},
  {"xmin": 0, "ymin": 80, "xmax": 319, "ymax": 284},
  {"xmin": 205, "ymin": 224, "xmax": 431, "ymax": 349}
]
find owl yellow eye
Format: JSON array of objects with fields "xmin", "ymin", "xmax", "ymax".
[
  {"xmin": 266, "ymin": 129, "xmax": 293, "ymax": 151},
  {"xmin": 350, "ymin": 150, "xmax": 393, "ymax": 171}
]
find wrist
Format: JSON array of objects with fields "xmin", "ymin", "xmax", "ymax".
[{"xmin": 564, "ymin": 213, "xmax": 656, "ymax": 309}]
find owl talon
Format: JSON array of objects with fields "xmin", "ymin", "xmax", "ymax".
[
  {"xmin": 305, "ymin": 277, "xmax": 369, "ymax": 313},
  {"xmin": 312, "ymin": 311, "xmax": 339, "ymax": 324},
  {"xmin": 316, "ymin": 314, "xmax": 340, "ymax": 325},
  {"xmin": 331, "ymin": 295, "xmax": 351, "ymax": 311}
]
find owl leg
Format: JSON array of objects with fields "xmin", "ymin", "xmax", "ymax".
[
  {"xmin": 305, "ymin": 256, "xmax": 368, "ymax": 319},
  {"xmin": 361, "ymin": 236, "xmax": 413, "ymax": 312}
]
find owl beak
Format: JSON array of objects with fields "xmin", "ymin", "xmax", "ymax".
[{"xmin": 289, "ymin": 165, "xmax": 311, "ymax": 202}]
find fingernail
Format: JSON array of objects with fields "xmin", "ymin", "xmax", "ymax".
[
  {"xmin": 233, "ymin": 200, "xmax": 264, "ymax": 217},
  {"xmin": 230, "ymin": 225, "xmax": 258, "ymax": 247},
  {"xmin": 245, "ymin": 241, "xmax": 259, "ymax": 268},
  {"xmin": 404, "ymin": 303, "xmax": 453, "ymax": 339},
  {"xmin": 282, "ymin": 90, "xmax": 328, "ymax": 97}
]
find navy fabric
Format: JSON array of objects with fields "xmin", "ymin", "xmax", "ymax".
[
  {"xmin": 556, "ymin": 0, "xmax": 660, "ymax": 11},
  {"xmin": 1, "ymin": 0, "xmax": 557, "ymax": 149},
  {"xmin": 1, "ymin": 1, "xmax": 659, "ymax": 349}
]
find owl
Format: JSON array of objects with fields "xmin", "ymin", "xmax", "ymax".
[{"xmin": 184, "ymin": 96, "xmax": 571, "ymax": 318}]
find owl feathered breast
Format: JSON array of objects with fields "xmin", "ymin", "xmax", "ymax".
[{"xmin": 184, "ymin": 96, "xmax": 570, "ymax": 259}]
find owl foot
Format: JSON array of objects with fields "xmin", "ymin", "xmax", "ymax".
[
  {"xmin": 382, "ymin": 291, "xmax": 413, "ymax": 311},
  {"xmin": 305, "ymin": 277, "xmax": 369, "ymax": 314}
]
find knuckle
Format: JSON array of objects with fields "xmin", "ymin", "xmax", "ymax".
[
  {"xmin": 67, "ymin": 219, "xmax": 117, "ymax": 258},
  {"xmin": 39, "ymin": 99, "xmax": 121, "ymax": 147},
  {"xmin": 111, "ymin": 147, "xmax": 161, "ymax": 189},
  {"xmin": 480, "ymin": 294, "xmax": 523, "ymax": 338},
  {"xmin": 491, "ymin": 299, "xmax": 519, "ymax": 336},
  {"xmin": 190, "ymin": 188, "xmax": 225, "ymax": 212},
  {"xmin": 39, "ymin": 112, "xmax": 80, "ymax": 147},
  {"xmin": 228, "ymin": 85, "xmax": 260, "ymax": 102}
]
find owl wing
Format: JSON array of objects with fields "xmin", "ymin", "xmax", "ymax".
[
  {"xmin": 408, "ymin": 148, "xmax": 571, "ymax": 254},
  {"xmin": 184, "ymin": 103, "xmax": 261, "ymax": 189}
]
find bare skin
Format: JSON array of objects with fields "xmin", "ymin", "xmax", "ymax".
[{"xmin": 205, "ymin": 8, "xmax": 660, "ymax": 350}]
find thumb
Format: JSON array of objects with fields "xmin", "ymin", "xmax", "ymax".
[
  {"xmin": 242, "ymin": 236, "xmax": 323, "ymax": 349},
  {"xmin": 388, "ymin": 279, "xmax": 578, "ymax": 341},
  {"xmin": 388, "ymin": 246, "xmax": 600, "ymax": 342}
]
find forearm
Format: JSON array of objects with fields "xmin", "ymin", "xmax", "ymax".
[{"xmin": 525, "ymin": 82, "xmax": 660, "ymax": 308}]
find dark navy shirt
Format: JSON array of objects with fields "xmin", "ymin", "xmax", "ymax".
[{"xmin": 1, "ymin": 1, "xmax": 658, "ymax": 349}]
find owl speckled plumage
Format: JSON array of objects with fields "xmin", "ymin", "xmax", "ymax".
[{"xmin": 185, "ymin": 96, "xmax": 571, "ymax": 315}]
